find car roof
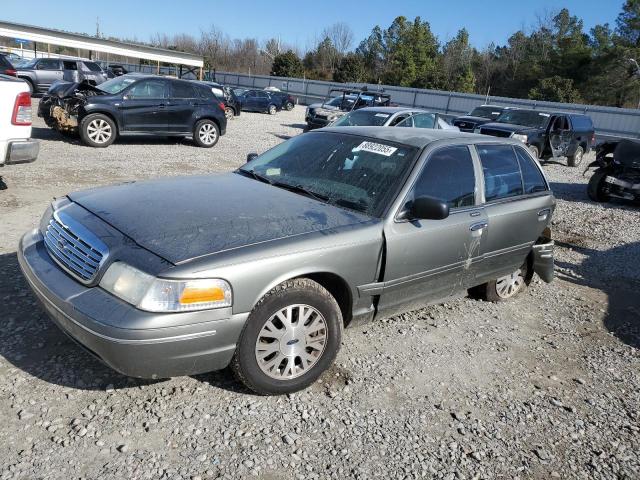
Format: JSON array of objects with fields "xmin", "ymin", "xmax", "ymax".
[
  {"xmin": 351, "ymin": 106, "xmax": 428, "ymax": 114},
  {"xmin": 320, "ymin": 126, "xmax": 518, "ymax": 148}
]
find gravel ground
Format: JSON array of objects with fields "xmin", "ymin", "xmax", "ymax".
[{"xmin": 0, "ymin": 103, "xmax": 638, "ymax": 480}]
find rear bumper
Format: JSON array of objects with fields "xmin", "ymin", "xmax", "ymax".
[
  {"xmin": 532, "ymin": 240, "xmax": 554, "ymax": 283},
  {"xmin": 18, "ymin": 229, "xmax": 248, "ymax": 379},
  {"xmin": 2, "ymin": 139, "xmax": 39, "ymax": 166},
  {"xmin": 306, "ymin": 117, "xmax": 330, "ymax": 129}
]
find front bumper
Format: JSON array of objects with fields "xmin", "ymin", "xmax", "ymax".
[
  {"xmin": 17, "ymin": 229, "xmax": 248, "ymax": 379},
  {"xmin": 1, "ymin": 139, "xmax": 39, "ymax": 166}
]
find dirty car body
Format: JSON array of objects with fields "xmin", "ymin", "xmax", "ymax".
[{"xmin": 18, "ymin": 127, "xmax": 555, "ymax": 393}]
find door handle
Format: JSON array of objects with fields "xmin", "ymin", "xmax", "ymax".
[
  {"xmin": 469, "ymin": 221, "xmax": 488, "ymax": 232},
  {"xmin": 469, "ymin": 211, "xmax": 481, "ymax": 217},
  {"xmin": 538, "ymin": 208, "xmax": 551, "ymax": 221}
]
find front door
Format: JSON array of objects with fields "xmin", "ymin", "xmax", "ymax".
[
  {"xmin": 255, "ymin": 91, "xmax": 271, "ymax": 111},
  {"xmin": 378, "ymin": 145, "xmax": 486, "ymax": 317},
  {"xmin": 473, "ymin": 144, "xmax": 554, "ymax": 283},
  {"xmin": 120, "ymin": 79, "xmax": 169, "ymax": 132},
  {"xmin": 548, "ymin": 115, "xmax": 572, "ymax": 158},
  {"xmin": 35, "ymin": 59, "xmax": 63, "ymax": 91}
]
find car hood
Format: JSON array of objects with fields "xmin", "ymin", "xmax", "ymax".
[
  {"xmin": 68, "ymin": 173, "xmax": 372, "ymax": 265},
  {"xmin": 454, "ymin": 116, "xmax": 493, "ymax": 124},
  {"xmin": 45, "ymin": 80, "xmax": 107, "ymax": 98},
  {"xmin": 480, "ymin": 122, "xmax": 538, "ymax": 134}
]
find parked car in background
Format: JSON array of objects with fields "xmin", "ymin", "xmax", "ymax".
[
  {"xmin": 331, "ymin": 107, "xmax": 459, "ymax": 130},
  {"xmin": 198, "ymin": 81, "xmax": 242, "ymax": 119},
  {"xmin": 38, "ymin": 75, "xmax": 227, "ymax": 148},
  {"xmin": 478, "ymin": 109, "xmax": 595, "ymax": 167},
  {"xmin": 267, "ymin": 91, "xmax": 296, "ymax": 111},
  {"xmin": 453, "ymin": 105, "xmax": 511, "ymax": 132},
  {"xmin": 0, "ymin": 75, "xmax": 39, "ymax": 188},
  {"xmin": 0, "ymin": 54, "xmax": 17, "ymax": 77},
  {"xmin": 0, "ymin": 52, "xmax": 24, "ymax": 64},
  {"xmin": 105, "ymin": 64, "xmax": 129, "ymax": 78},
  {"xmin": 305, "ymin": 88, "xmax": 392, "ymax": 129},
  {"xmin": 585, "ymin": 139, "xmax": 640, "ymax": 204},
  {"xmin": 17, "ymin": 58, "xmax": 108, "ymax": 94},
  {"xmin": 19, "ymin": 127, "xmax": 554, "ymax": 395},
  {"xmin": 236, "ymin": 89, "xmax": 281, "ymax": 115}
]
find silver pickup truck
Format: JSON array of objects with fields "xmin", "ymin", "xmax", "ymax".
[{"xmin": 18, "ymin": 127, "xmax": 555, "ymax": 395}]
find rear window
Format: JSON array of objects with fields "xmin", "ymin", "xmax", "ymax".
[
  {"xmin": 477, "ymin": 144, "xmax": 524, "ymax": 202},
  {"xmin": 0, "ymin": 55, "xmax": 13, "ymax": 69},
  {"xmin": 172, "ymin": 81, "xmax": 196, "ymax": 98},
  {"xmin": 570, "ymin": 115, "xmax": 593, "ymax": 130},
  {"xmin": 83, "ymin": 61, "xmax": 103, "ymax": 72},
  {"xmin": 333, "ymin": 110, "xmax": 390, "ymax": 127}
]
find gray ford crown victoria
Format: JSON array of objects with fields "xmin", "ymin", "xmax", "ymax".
[{"xmin": 18, "ymin": 127, "xmax": 555, "ymax": 395}]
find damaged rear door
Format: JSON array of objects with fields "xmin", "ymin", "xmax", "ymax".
[
  {"xmin": 120, "ymin": 79, "xmax": 169, "ymax": 132},
  {"xmin": 377, "ymin": 145, "xmax": 486, "ymax": 316}
]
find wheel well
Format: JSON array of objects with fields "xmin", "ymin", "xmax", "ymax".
[
  {"xmin": 299, "ymin": 272, "xmax": 352, "ymax": 326},
  {"xmin": 196, "ymin": 116, "xmax": 221, "ymax": 130}
]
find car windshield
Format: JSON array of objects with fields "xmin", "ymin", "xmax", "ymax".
[
  {"xmin": 238, "ymin": 132, "xmax": 418, "ymax": 217},
  {"xmin": 469, "ymin": 106, "xmax": 503, "ymax": 119},
  {"xmin": 97, "ymin": 76, "xmax": 138, "ymax": 94},
  {"xmin": 325, "ymin": 95, "xmax": 355, "ymax": 109},
  {"xmin": 496, "ymin": 110, "xmax": 549, "ymax": 128},
  {"xmin": 19, "ymin": 58, "xmax": 38, "ymax": 69},
  {"xmin": 332, "ymin": 110, "xmax": 391, "ymax": 127}
]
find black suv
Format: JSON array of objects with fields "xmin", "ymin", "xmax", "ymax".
[
  {"xmin": 197, "ymin": 81, "xmax": 242, "ymax": 119},
  {"xmin": 453, "ymin": 105, "xmax": 510, "ymax": 132},
  {"xmin": 267, "ymin": 91, "xmax": 296, "ymax": 111},
  {"xmin": 479, "ymin": 109, "xmax": 595, "ymax": 167},
  {"xmin": 235, "ymin": 89, "xmax": 281, "ymax": 115},
  {"xmin": 39, "ymin": 75, "xmax": 227, "ymax": 148}
]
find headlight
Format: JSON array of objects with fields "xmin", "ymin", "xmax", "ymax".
[
  {"xmin": 511, "ymin": 133, "xmax": 528, "ymax": 143},
  {"xmin": 99, "ymin": 262, "xmax": 232, "ymax": 312}
]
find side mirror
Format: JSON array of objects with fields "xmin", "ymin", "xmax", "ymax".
[
  {"xmin": 408, "ymin": 196, "xmax": 449, "ymax": 220},
  {"xmin": 246, "ymin": 153, "xmax": 258, "ymax": 163}
]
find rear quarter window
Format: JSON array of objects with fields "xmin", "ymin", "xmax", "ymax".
[
  {"xmin": 0, "ymin": 56, "xmax": 13, "ymax": 68},
  {"xmin": 570, "ymin": 115, "xmax": 594, "ymax": 131},
  {"xmin": 83, "ymin": 61, "xmax": 103, "ymax": 72},
  {"xmin": 514, "ymin": 147, "xmax": 548, "ymax": 194}
]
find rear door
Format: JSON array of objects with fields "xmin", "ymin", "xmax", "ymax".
[
  {"xmin": 167, "ymin": 81, "xmax": 198, "ymax": 133},
  {"xmin": 81, "ymin": 61, "xmax": 106, "ymax": 85},
  {"xmin": 255, "ymin": 91, "xmax": 271, "ymax": 111},
  {"xmin": 474, "ymin": 144, "xmax": 554, "ymax": 284},
  {"xmin": 378, "ymin": 144, "xmax": 487, "ymax": 316},
  {"xmin": 35, "ymin": 59, "xmax": 63, "ymax": 90},
  {"xmin": 120, "ymin": 79, "xmax": 169, "ymax": 132}
]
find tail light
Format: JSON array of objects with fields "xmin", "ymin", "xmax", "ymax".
[
  {"xmin": 12, "ymin": 91, "xmax": 32, "ymax": 126},
  {"xmin": 4, "ymin": 69, "xmax": 17, "ymax": 77},
  {"xmin": 218, "ymin": 102, "xmax": 225, "ymax": 112},
  {"xmin": 591, "ymin": 133, "xmax": 596, "ymax": 145}
]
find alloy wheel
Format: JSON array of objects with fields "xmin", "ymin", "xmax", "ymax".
[
  {"xmin": 495, "ymin": 268, "xmax": 525, "ymax": 299},
  {"xmin": 198, "ymin": 123, "xmax": 218, "ymax": 145},
  {"xmin": 87, "ymin": 119, "xmax": 112, "ymax": 144},
  {"xmin": 255, "ymin": 304, "xmax": 328, "ymax": 380},
  {"xmin": 225, "ymin": 107, "xmax": 234, "ymax": 119}
]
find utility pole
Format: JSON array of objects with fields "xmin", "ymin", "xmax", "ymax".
[{"xmin": 96, "ymin": 17, "xmax": 100, "ymax": 38}]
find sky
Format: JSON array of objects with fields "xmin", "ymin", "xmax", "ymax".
[{"xmin": 0, "ymin": 0, "xmax": 625, "ymax": 51}]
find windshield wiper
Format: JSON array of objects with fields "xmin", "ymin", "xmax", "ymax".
[
  {"xmin": 272, "ymin": 182, "xmax": 329, "ymax": 203},
  {"xmin": 333, "ymin": 198, "xmax": 369, "ymax": 213},
  {"xmin": 236, "ymin": 169, "xmax": 273, "ymax": 185}
]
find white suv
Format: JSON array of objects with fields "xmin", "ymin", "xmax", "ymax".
[{"xmin": 1, "ymin": 75, "xmax": 38, "ymax": 187}]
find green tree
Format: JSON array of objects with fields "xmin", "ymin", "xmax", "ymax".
[
  {"xmin": 528, "ymin": 76, "xmax": 583, "ymax": 103},
  {"xmin": 270, "ymin": 50, "xmax": 303, "ymax": 78},
  {"xmin": 616, "ymin": 0, "xmax": 640, "ymax": 47},
  {"xmin": 333, "ymin": 53, "xmax": 365, "ymax": 83}
]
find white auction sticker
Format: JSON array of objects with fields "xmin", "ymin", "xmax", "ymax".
[
  {"xmin": 374, "ymin": 113, "xmax": 390, "ymax": 118},
  {"xmin": 355, "ymin": 141, "xmax": 398, "ymax": 156}
]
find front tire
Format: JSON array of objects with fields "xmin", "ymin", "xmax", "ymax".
[
  {"xmin": 528, "ymin": 145, "xmax": 540, "ymax": 159},
  {"xmin": 231, "ymin": 278, "xmax": 343, "ymax": 395},
  {"xmin": 587, "ymin": 169, "xmax": 611, "ymax": 202},
  {"xmin": 224, "ymin": 107, "xmax": 234, "ymax": 120},
  {"xmin": 193, "ymin": 119, "xmax": 219, "ymax": 148},
  {"xmin": 568, "ymin": 145, "xmax": 584, "ymax": 167},
  {"xmin": 79, "ymin": 113, "xmax": 116, "ymax": 148}
]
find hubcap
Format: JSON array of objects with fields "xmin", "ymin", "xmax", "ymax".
[
  {"xmin": 496, "ymin": 268, "xmax": 525, "ymax": 299},
  {"xmin": 198, "ymin": 123, "xmax": 217, "ymax": 145},
  {"xmin": 87, "ymin": 119, "xmax": 112, "ymax": 144},
  {"xmin": 269, "ymin": 106, "xmax": 276, "ymax": 114},
  {"xmin": 255, "ymin": 304, "xmax": 328, "ymax": 380},
  {"xmin": 225, "ymin": 108, "xmax": 233, "ymax": 119}
]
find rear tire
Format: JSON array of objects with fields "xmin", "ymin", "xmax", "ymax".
[
  {"xmin": 475, "ymin": 264, "xmax": 528, "ymax": 302},
  {"xmin": 79, "ymin": 113, "xmax": 117, "ymax": 148},
  {"xmin": 568, "ymin": 145, "xmax": 584, "ymax": 167},
  {"xmin": 231, "ymin": 278, "xmax": 343, "ymax": 395},
  {"xmin": 193, "ymin": 119, "xmax": 219, "ymax": 148},
  {"xmin": 285, "ymin": 102, "xmax": 294, "ymax": 111},
  {"xmin": 268, "ymin": 104, "xmax": 277, "ymax": 115},
  {"xmin": 224, "ymin": 107, "xmax": 234, "ymax": 120},
  {"xmin": 528, "ymin": 145, "xmax": 540, "ymax": 159},
  {"xmin": 587, "ymin": 169, "xmax": 611, "ymax": 202}
]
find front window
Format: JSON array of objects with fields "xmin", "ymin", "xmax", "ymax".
[
  {"xmin": 495, "ymin": 110, "xmax": 549, "ymax": 129},
  {"xmin": 239, "ymin": 132, "xmax": 418, "ymax": 217},
  {"xmin": 97, "ymin": 76, "xmax": 138, "ymax": 94},
  {"xmin": 332, "ymin": 110, "xmax": 391, "ymax": 127},
  {"xmin": 325, "ymin": 95, "xmax": 355, "ymax": 110},
  {"xmin": 469, "ymin": 106, "xmax": 503, "ymax": 120}
]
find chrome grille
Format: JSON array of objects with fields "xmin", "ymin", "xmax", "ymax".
[{"xmin": 43, "ymin": 214, "xmax": 107, "ymax": 283}]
